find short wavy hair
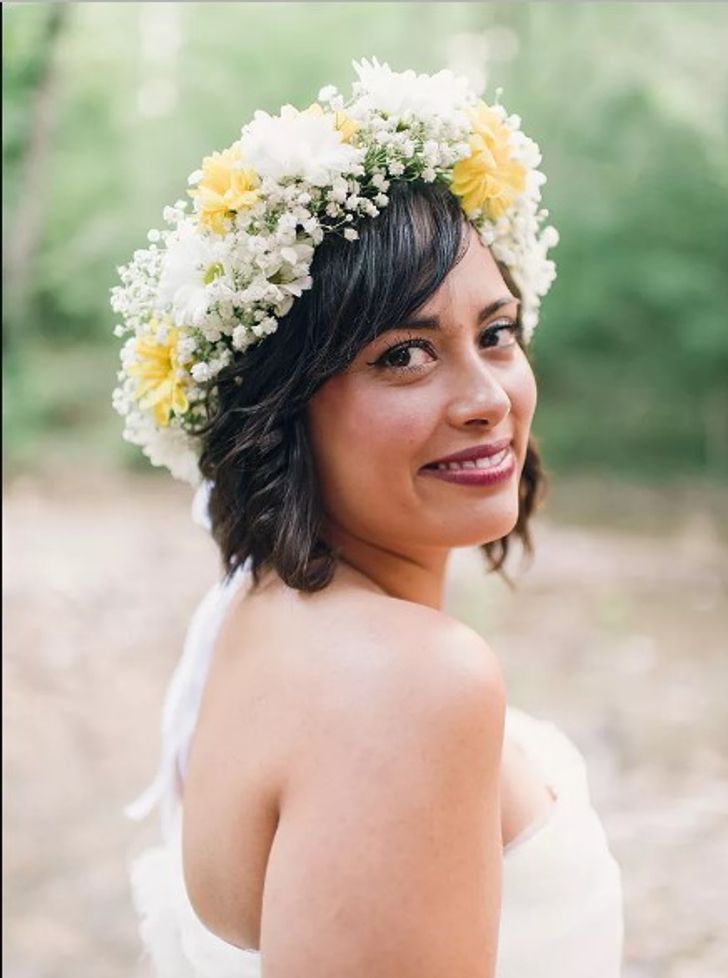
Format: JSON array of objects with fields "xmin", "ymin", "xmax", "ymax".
[{"xmin": 199, "ymin": 180, "xmax": 548, "ymax": 593}]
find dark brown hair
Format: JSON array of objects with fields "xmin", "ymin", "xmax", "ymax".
[{"xmin": 199, "ymin": 180, "xmax": 547, "ymax": 592}]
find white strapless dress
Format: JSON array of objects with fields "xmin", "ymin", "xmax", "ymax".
[{"xmin": 125, "ymin": 558, "xmax": 624, "ymax": 978}]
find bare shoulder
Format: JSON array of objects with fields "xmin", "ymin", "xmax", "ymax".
[
  {"xmin": 219, "ymin": 575, "xmax": 508, "ymax": 779},
  {"xmin": 290, "ymin": 582, "xmax": 503, "ymax": 697},
  {"xmin": 257, "ymin": 589, "xmax": 506, "ymax": 977},
  {"xmin": 382, "ymin": 595, "xmax": 505, "ymax": 689},
  {"xmin": 219, "ymin": 567, "xmax": 505, "ymax": 721},
  {"xmin": 283, "ymin": 584, "xmax": 506, "ymax": 782},
  {"xmin": 351, "ymin": 595, "xmax": 504, "ymax": 721}
]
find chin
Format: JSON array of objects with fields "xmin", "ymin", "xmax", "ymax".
[
  {"xmin": 474, "ymin": 499, "xmax": 520, "ymax": 546},
  {"xmin": 435, "ymin": 513, "xmax": 519, "ymax": 550}
]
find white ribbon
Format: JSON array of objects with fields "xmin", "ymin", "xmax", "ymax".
[{"xmin": 125, "ymin": 482, "xmax": 252, "ymax": 838}]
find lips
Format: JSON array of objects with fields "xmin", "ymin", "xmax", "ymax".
[{"xmin": 422, "ymin": 437, "xmax": 513, "ymax": 469}]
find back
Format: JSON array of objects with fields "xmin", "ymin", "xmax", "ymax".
[{"xmin": 185, "ymin": 585, "xmax": 506, "ymax": 978}]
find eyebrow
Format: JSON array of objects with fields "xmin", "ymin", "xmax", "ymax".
[{"xmin": 381, "ymin": 296, "xmax": 520, "ymax": 335}]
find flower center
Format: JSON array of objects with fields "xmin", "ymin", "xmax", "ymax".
[{"xmin": 203, "ymin": 262, "xmax": 224, "ymax": 285}]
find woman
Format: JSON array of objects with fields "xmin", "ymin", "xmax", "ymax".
[{"xmin": 116, "ymin": 60, "xmax": 624, "ymax": 977}]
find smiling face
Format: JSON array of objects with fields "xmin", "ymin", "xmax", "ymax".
[{"xmin": 305, "ymin": 228, "xmax": 538, "ymax": 564}]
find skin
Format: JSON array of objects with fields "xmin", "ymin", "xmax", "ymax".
[{"xmin": 305, "ymin": 226, "xmax": 538, "ymax": 611}]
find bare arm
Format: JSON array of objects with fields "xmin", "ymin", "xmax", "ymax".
[{"xmin": 259, "ymin": 620, "xmax": 506, "ymax": 978}]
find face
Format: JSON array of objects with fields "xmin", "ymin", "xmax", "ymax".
[{"xmin": 305, "ymin": 229, "xmax": 537, "ymax": 559}]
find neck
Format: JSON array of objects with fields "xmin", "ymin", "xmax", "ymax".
[{"xmin": 325, "ymin": 522, "xmax": 451, "ymax": 611}]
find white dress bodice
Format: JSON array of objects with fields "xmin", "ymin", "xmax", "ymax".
[{"xmin": 126, "ymin": 556, "xmax": 624, "ymax": 978}]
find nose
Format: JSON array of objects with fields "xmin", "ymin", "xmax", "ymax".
[{"xmin": 445, "ymin": 353, "xmax": 511, "ymax": 429}]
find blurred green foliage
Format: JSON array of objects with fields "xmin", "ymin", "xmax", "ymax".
[{"xmin": 3, "ymin": 2, "xmax": 727, "ymax": 479}]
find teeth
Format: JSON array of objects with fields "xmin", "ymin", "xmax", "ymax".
[
  {"xmin": 475, "ymin": 449, "xmax": 508, "ymax": 468},
  {"xmin": 437, "ymin": 447, "xmax": 509, "ymax": 471}
]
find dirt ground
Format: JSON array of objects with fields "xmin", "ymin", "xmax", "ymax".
[{"xmin": 4, "ymin": 468, "xmax": 727, "ymax": 978}]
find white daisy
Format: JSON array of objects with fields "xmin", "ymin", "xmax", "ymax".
[
  {"xmin": 351, "ymin": 57, "xmax": 472, "ymax": 124},
  {"xmin": 240, "ymin": 104, "xmax": 363, "ymax": 186},
  {"xmin": 157, "ymin": 222, "xmax": 231, "ymax": 327}
]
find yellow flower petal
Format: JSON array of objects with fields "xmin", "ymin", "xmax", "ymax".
[
  {"xmin": 334, "ymin": 111, "xmax": 359, "ymax": 143},
  {"xmin": 189, "ymin": 143, "xmax": 260, "ymax": 233},
  {"xmin": 451, "ymin": 101, "xmax": 527, "ymax": 221},
  {"xmin": 129, "ymin": 320, "xmax": 190, "ymax": 427}
]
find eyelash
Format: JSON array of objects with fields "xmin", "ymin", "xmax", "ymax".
[{"xmin": 368, "ymin": 320, "xmax": 520, "ymax": 374}]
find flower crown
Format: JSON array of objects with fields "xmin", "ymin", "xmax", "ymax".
[{"xmin": 111, "ymin": 58, "xmax": 558, "ymax": 484}]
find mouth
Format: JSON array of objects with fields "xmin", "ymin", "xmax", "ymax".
[
  {"xmin": 421, "ymin": 437, "xmax": 513, "ymax": 471},
  {"xmin": 419, "ymin": 443, "xmax": 516, "ymax": 486}
]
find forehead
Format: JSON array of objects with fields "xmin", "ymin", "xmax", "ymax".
[{"xmin": 418, "ymin": 231, "xmax": 510, "ymax": 321}]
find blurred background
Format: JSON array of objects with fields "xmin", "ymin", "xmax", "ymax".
[{"xmin": 3, "ymin": 3, "xmax": 727, "ymax": 976}]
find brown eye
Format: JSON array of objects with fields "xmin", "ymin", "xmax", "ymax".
[
  {"xmin": 369, "ymin": 337, "xmax": 434, "ymax": 373},
  {"xmin": 384, "ymin": 348, "xmax": 412, "ymax": 368},
  {"xmin": 482, "ymin": 320, "xmax": 518, "ymax": 348}
]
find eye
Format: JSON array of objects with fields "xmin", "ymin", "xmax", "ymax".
[
  {"xmin": 369, "ymin": 336, "xmax": 434, "ymax": 373},
  {"xmin": 483, "ymin": 319, "xmax": 519, "ymax": 349}
]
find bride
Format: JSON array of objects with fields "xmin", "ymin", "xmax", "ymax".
[{"xmin": 114, "ymin": 59, "xmax": 624, "ymax": 977}]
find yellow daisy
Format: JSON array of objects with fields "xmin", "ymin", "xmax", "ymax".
[
  {"xmin": 128, "ymin": 320, "xmax": 189, "ymax": 427},
  {"xmin": 451, "ymin": 102, "xmax": 527, "ymax": 220},
  {"xmin": 190, "ymin": 144, "xmax": 260, "ymax": 234}
]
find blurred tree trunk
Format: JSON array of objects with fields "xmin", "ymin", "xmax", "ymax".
[{"xmin": 3, "ymin": 3, "xmax": 69, "ymax": 351}]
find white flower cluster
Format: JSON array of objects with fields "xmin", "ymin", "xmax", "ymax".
[{"xmin": 111, "ymin": 57, "xmax": 558, "ymax": 484}]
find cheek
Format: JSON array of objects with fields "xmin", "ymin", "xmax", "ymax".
[{"xmin": 307, "ymin": 376, "xmax": 432, "ymax": 487}]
